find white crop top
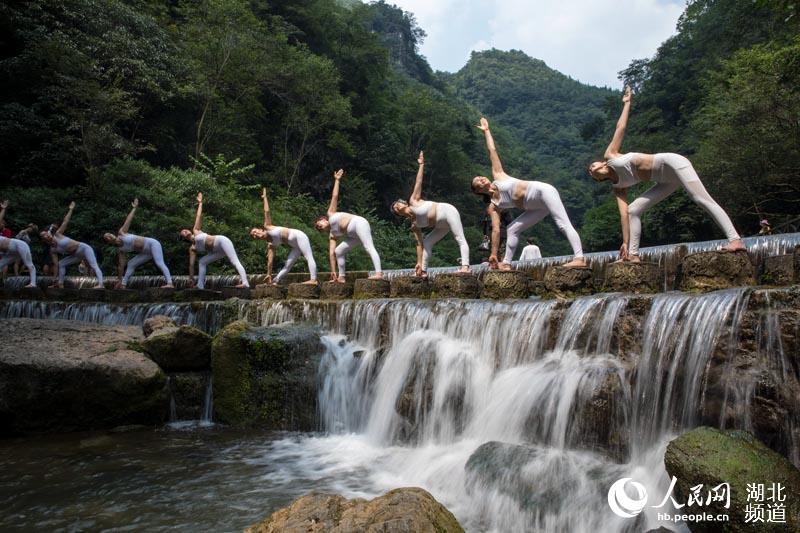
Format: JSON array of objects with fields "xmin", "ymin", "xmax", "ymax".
[
  {"xmin": 410, "ymin": 201, "xmax": 433, "ymax": 227},
  {"xmin": 607, "ymin": 153, "xmax": 645, "ymax": 189},
  {"xmin": 266, "ymin": 227, "xmax": 285, "ymax": 246},
  {"xmin": 54, "ymin": 235, "xmax": 73, "ymax": 254},
  {"xmin": 491, "ymin": 177, "xmax": 520, "ymax": 209},
  {"xmin": 119, "ymin": 233, "xmax": 139, "ymax": 252},
  {"xmin": 329, "ymin": 213, "xmax": 344, "ymax": 237},
  {"xmin": 194, "ymin": 232, "xmax": 208, "ymax": 253}
]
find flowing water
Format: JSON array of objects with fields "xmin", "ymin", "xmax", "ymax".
[{"xmin": 2, "ymin": 288, "xmax": 798, "ymax": 531}]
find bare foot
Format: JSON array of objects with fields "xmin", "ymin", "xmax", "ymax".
[
  {"xmin": 368, "ymin": 273, "xmax": 383, "ymax": 280},
  {"xmin": 333, "ymin": 277, "xmax": 346, "ymax": 284},
  {"xmin": 93, "ymin": 284, "xmax": 104, "ymax": 289},
  {"xmin": 720, "ymin": 239, "xmax": 745, "ymax": 253},
  {"xmin": 562, "ymin": 258, "xmax": 587, "ymax": 268},
  {"xmin": 626, "ymin": 255, "xmax": 641, "ymax": 263},
  {"xmin": 302, "ymin": 279, "xmax": 319, "ymax": 285},
  {"xmin": 235, "ymin": 283, "xmax": 249, "ymax": 289},
  {"xmin": 23, "ymin": 284, "xmax": 36, "ymax": 288},
  {"xmin": 458, "ymin": 265, "xmax": 470, "ymax": 274},
  {"xmin": 49, "ymin": 283, "xmax": 63, "ymax": 289},
  {"xmin": 498, "ymin": 262, "xmax": 512, "ymax": 271},
  {"xmin": 160, "ymin": 284, "xmax": 174, "ymax": 289}
]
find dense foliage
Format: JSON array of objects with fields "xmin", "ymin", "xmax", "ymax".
[{"xmin": 1, "ymin": 0, "xmax": 797, "ymax": 278}]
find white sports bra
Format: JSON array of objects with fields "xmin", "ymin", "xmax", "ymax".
[
  {"xmin": 194, "ymin": 232, "xmax": 208, "ymax": 253},
  {"xmin": 119, "ymin": 233, "xmax": 139, "ymax": 252},
  {"xmin": 607, "ymin": 153, "xmax": 645, "ymax": 189},
  {"xmin": 54, "ymin": 235, "xmax": 73, "ymax": 254},
  {"xmin": 266, "ymin": 227, "xmax": 285, "ymax": 246},
  {"xmin": 491, "ymin": 177, "xmax": 520, "ymax": 209},
  {"xmin": 410, "ymin": 201, "xmax": 433, "ymax": 227},
  {"xmin": 329, "ymin": 213, "xmax": 344, "ymax": 237}
]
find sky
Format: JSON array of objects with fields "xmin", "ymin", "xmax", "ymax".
[{"xmin": 387, "ymin": 0, "xmax": 686, "ymax": 88}]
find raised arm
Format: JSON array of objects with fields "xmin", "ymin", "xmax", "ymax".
[
  {"xmin": 605, "ymin": 86, "xmax": 632, "ymax": 159},
  {"xmin": 193, "ymin": 192, "xmax": 203, "ymax": 232},
  {"xmin": 0, "ymin": 199, "xmax": 7, "ymax": 227},
  {"xmin": 487, "ymin": 204, "xmax": 501, "ymax": 267},
  {"xmin": 119, "ymin": 198, "xmax": 138, "ymax": 235},
  {"xmin": 614, "ymin": 188, "xmax": 630, "ymax": 259},
  {"xmin": 261, "ymin": 188, "xmax": 272, "ymax": 227},
  {"xmin": 327, "ymin": 169, "xmax": 343, "ymax": 216},
  {"xmin": 476, "ymin": 118, "xmax": 507, "ymax": 180},
  {"xmin": 410, "ymin": 152, "xmax": 425, "ymax": 203},
  {"xmin": 57, "ymin": 201, "xmax": 76, "ymax": 235}
]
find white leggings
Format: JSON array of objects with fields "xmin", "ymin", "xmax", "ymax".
[
  {"xmin": 421, "ymin": 203, "xmax": 469, "ymax": 269},
  {"xmin": 198, "ymin": 235, "xmax": 249, "ymax": 288},
  {"xmin": 0, "ymin": 239, "xmax": 36, "ymax": 286},
  {"xmin": 503, "ymin": 181, "xmax": 583, "ymax": 263},
  {"xmin": 335, "ymin": 216, "xmax": 381, "ymax": 276},
  {"xmin": 628, "ymin": 154, "xmax": 740, "ymax": 255},
  {"xmin": 274, "ymin": 230, "xmax": 317, "ymax": 283},
  {"xmin": 122, "ymin": 237, "xmax": 172, "ymax": 286},
  {"xmin": 59, "ymin": 242, "xmax": 103, "ymax": 284}
]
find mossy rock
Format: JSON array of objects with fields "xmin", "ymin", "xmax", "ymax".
[
  {"xmin": 431, "ymin": 273, "xmax": 481, "ymax": 298},
  {"xmin": 221, "ymin": 286, "xmax": 253, "ymax": 300},
  {"xmin": 287, "ymin": 282, "xmax": 321, "ymax": 300},
  {"xmin": 107, "ymin": 289, "xmax": 141, "ymax": 303},
  {"xmin": 678, "ymin": 250, "xmax": 755, "ymax": 291},
  {"xmin": 211, "ymin": 320, "xmax": 323, "ymax": 428},
  {"xmin": 141, "ymin": 325, "xmax": 212, "ymax": 371},
  {"xmin": 390, "ymin": 276, "xmax": 432, "ymax": 298},
  {"xmin": 320, "ymin": 281, "xmax": 353, "ymax": 300},
  {"xmin": 603, "ymin": 261, "xmax": 661, "ymax": 293},
  {"xmin": 481, "ymin": 271, "xmax": 530, "ymax": 299},
  {"xmin": 664, "ymin": 427, "xmax": 800, "ymax": 532},
  {"xmin": 354, "ymin": 278, "xmax": 390, "ymax": 299},
  {"xmin": 544, "ymin": 266, "xmax": 594, "ymax": 298},
  {"xmin": 15, "ymin": 286, "xmax": 44, "ymax": 300},
  {"xmin": 173, "ymin": 288, "xmax": 223, "ymax": 302},
  {"xmin": 77, "ymin": 288, "xmax": 106, "ymax": 302},
  {"xmin": 44, "ymin": 287, "xmax": 79, "ymax": 301},
  {"xmin": 167, "ymin": 371, "xmax": 210, "ymax": 420},
  {"xmin": 761, "ymin": 254, "xmax": 794, "ymax": 286},
  {"xmin": 142, "ymin": 287, "xmax": 176, "ymax": 302},
  {"xmin": 253, "ymin": 284, "xmax": 287, "ymax": 300}
]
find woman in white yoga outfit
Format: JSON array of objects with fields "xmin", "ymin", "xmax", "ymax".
[
  {"xmin": 391, "ymin": 151, "xmax": 470, "ymax": 277},
  {"xmin": 471, "ymin": 117, "xmax": 586, "ymax": 270},
  {"xmin": 250, "ymin": 188, "xmax": 317, "ymax": 285},
  {"xmin": 314, "ymin": 169, "xmax": 383, "ymax": 283},
  {"xmin": 0, "ymin": 200, "xmax": 37, "ymax": 287},
  {"xmin": 103, "ymin": 198, "xmax": 173, "ymax": 289},
  {"xmin": 39, "ymin": 201, "xmax": 104, "ymax": 288},
  {"xmin": 180, "ymin": 192, "xmax": 249, "ymax": 289},
  {"xmin": 588, "ymin": 87, "xmax": 744, "ymax": 261}
]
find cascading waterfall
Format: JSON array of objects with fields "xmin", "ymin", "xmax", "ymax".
[{"xmin": 252, "ymin": 288, "xmax": 797, "ymax": 532}]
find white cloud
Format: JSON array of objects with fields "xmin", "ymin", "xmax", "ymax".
[{"xmin": 388, "ymin": 0, "xmax": 684, "ymax": 87}]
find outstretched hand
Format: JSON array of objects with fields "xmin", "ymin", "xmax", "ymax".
[
  {"xmin": 261, "ymin": 187, "xmax": 267, "ymax": 200},
  {"xmin": 68, "ymin": 201, "xmax": 76, "ymax": 210},
  {"xmin": 132, "ymin": 198, "xmax": 139, "ymax": 208},
  {"xmin": 196, "ymin": 192, "xmax": 203, "ymax": 204},
  {"xmin": 622, "ymin": 86, "xmax": 632, "ymax": 103},
  {"xmin": 476, "ymin": 117, "xmax": 490, "ymax": 132},
  {"xmin": 333, "ymin": 169, "xmax": 344, "ymax": 181},
  {"xmin": 0, "ymin": 199, "xmax": 8, "ymax": 209},
  {"xmin": 488, "ymin": 254, "xmax": 499, "ymax": 269},
  {"xmin": 417, "ymin": 151, "xmax": 424, "ymax": 165}
]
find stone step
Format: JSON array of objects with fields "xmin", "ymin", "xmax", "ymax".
[
  {"xmin": 544, "ymin": 266, "xmax": 594, "ymax": 298},
  {"xmin": 390, "ymin": 276, "xmax": 432, "ymax": 298},
  {"xmin": 44, "ymin": 287, "xmax": 80, "ymax": 301},
  {"xmin": 287, "ymin": 283, "xmax": 321, "ymax": 300},
  {"xmin": 761, "ymin": 254, "xmax": 795, "ymax": 286},
  {"xmin": 481, "ymin": 271, "xmax": 531, "ymax": 299},
  {"xmin": 679, "ymin": 250, "xmax": 755, "ymax": 291},
  {"xmin": 603, "ymin": 261, "xmax": 661, "ymax": 294},
  {"xmin": 221, "ymin": 287, "xmax": 253, "ymax": 300},
  {"xmin": 143, "ymin": 287, "xmax": 176, "ymax": 301},
  {"xmin": 319, "ymin": 281, "xmax": 353, "ymax": 300},
  {"xmin": 253, "ymin": 284, "xmax": 287, "ymax": 300},
  {"xmin": 354, "ymin": 278, "xmax": 390, "ymax": 299},
  {"xmin": 106, "ymin": 289, "xmax": 141, "ymax": 303},
  {"xmin": 431, "ymin": 273, "xmax": 481, "ymax": 299},
  {"xmin": 78, "ymin": 288, "xmax": 107, "ymax": 302},
  {"xmin": 173, "ymin": 289, "xmax": 223, "ymax": 302}
]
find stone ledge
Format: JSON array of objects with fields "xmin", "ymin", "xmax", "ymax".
[
  {"xmin": 544, "ymin": 266, "xmax": 594, "ymax": 298},
  {"xmin": 319, "ymin": 282, "xmax": 353, "ymax": 300},
  {"xmin": 221, "ymin": 287, "xmax": 253, "ymax": 300},
  {"xmin": 481, "ymin": 271, "xmax": 530, "ymax": 299},
  {"xmin": 354, "ymin": 278, "xmax": 390, "ymax": 299},
  {"xmin": 603, "ymin": 261, "xmax": 661, "ymax": 294},
  {"xmin": 287, "ymin": 283, "xmax": 321, "ymax": 300},
  {"xmin": 679, "ymin": 250, "xmax": 755, "ymax": 291},
  {"xmin": 431, "ymin": 273, "xmax": 481, "ymax": 299},
  {"xmin": 390, "ymin": 276, "xmax": 432, "ymax": 298},
  {"xmin": 253, "ymin": 284, "xmax": 287, "ymax": 300},
  {"xmin": 761, "ymin": 254, "xmax": 794, "ymax": 285}
]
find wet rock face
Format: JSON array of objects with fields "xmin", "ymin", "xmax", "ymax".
[
  {"xmin": 390, "ymin": 276, "xmax": 432, "ymax": 298},
  {"xmin": 431, "ymin": 273, "xmax": 481, "ymax": 298},
  {"xmin": 173, "ymin": 288, "xmax": 223, "ymax": 302},
  {"xmin": 481, "ymin": 271, "xmax": 530, "ymax": 299},
  {"xmin": 287, "ymin": 282, "xmax": 320, "ymax": 300},
  {"xmin": 319, "ymin": 281, "xmax": 353, "ymax": 300},
  {"xmin": 252, "ymin": 283, "xmax": 286, "ymax": 300},
  {"xmin": 0, "ymin": 318, "xmax": 167, "ymax": 435},
  {"xmin": 168, "ymin": 371, "xmax": 210, "ymax": 420},
  {"xmin": 544, "ymin": 266, "xmax": 594, "ymax": 298},
  {"xmin": 143, "ymin": 315, "xmax": 176, "ymax": 337},
  {"xmin": 211, "ymin": 320, "xmax": 323, "ymax": 429},
  {"xmin": 140, "ymin": 325, "xmax": 212, "ymax": 371},
  {"xmin": 761, "ymin": 254, "xmax": 794, "ymax": 285},
  {"xmin": 665, "ymin": 427, "xmax": 800, "ymax": 533},
  {"xmin": 354, "ymin": 278, "xmax": 390, "ymax": 299},
  {"xmin": 678, "ymin": 250, "xmax": 755, "ymax": 291},
  {"xmin": 603, "ymin": 262, "xmax": 661, "ymax": 293},
  {"xmin": 246, "ymin": 487, "xmax": 463, "ymax": 533},
  {"xmin": 221, "ymin": 286, "xmax": 252, "ymax": 300}
]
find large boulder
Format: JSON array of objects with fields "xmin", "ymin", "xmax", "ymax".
[
  {"xmin": 603, "ymin": 262, "xmax": 661, "ymax": 293},
  {"xmin": 664, "ymin": 427, "xmax": 800, "ymax": 532},
  {"xmin": 211, "ymin": 320, "xmax": 323, "ymax": 428},
  {"xmin": 481, "ymin": 271, "xmax": 530, "ymax": 299},
  {"xmin": 544, "ymin": 266, "xmax": 594, "ymax": 298},
  {"xmin": 0, "ymin": 318, "xmax": 167, "ymax": 435},
  {"xmin": 143, "ymin": 315, "xmax": 176, "ymax": 337},
  {"xmin": 245, "ymin": 487, "xmax": 463, "ymax": 533},
  {"xmin": 678, "ymin": 250, "xmax": 755, "ymax": 291},
  {"xmin": 390, "ymin": 276, "xmax": 432, "ymax": 298},
  {"xmin": 140, "ymin": 325, "xmax": 212, "ymax": 371},
  {"xmin": 167, "ymin": 371, "xmax": 211, "ymax": 421},
  {"xmin": 431, "ymin": 273, "xmax": 481, "ymax": 298}
]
